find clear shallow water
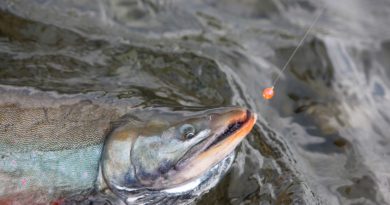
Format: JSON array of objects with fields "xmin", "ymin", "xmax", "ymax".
[{"xmin": 1, "ymin": 0, "xmax": 390, "ymax": 204}]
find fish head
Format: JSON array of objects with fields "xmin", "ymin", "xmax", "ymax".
[{"xmin": 100, "ymin": 107, "xmax": 256, "ymax": 203}]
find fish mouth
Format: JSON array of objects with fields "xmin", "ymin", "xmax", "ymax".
[
  {"xmin": 206, "ymin": 110, "xmax": 254, "ymax": 150},
  {"xmin": 173, "ymin": 108, "xmax": 256, "ymax": 183}
]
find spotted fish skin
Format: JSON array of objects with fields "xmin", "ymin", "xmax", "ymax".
[{"xmin": 0, "ymin": 85, "xmax": 131, "ymax": 204}]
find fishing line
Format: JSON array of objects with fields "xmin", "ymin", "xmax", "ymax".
[{"xmin": 262, "ymin": 8, "xmax": 325, "ymax": 100}]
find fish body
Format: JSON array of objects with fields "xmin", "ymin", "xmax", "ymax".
[{"xmin": 0, "ymin": 85, "xmax": 256, "ymax": 204}]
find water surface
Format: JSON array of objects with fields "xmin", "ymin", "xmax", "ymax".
[{"xmin": 1, "ymin": 0, "xmax": 390, "ymax": 204}]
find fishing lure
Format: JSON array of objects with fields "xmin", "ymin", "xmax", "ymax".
[{"xmin": 262, "ymin": 9, "xmax": 324, "ymax": 100}]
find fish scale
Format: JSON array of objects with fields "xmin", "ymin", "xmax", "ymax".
[
  {"xmin": 0, "ymin": 144, "xmax": 101, "ymax": 196},
  {"xmin": 0, "ymin": 85, "xmax": 127, "ymax": 203}
]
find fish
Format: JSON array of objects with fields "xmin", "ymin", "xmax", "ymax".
[{"xmin": 0, "ymin": 85, "xmax": 256, "ymax": 204}]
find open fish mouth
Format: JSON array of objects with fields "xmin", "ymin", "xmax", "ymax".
[
  {"xmin": 195, "ymin": 108, "xmax": 256, "ymax": 162},
  {"xmin": 174, "ymin": 108, "xmax": 256, "ymax": 169},
  {"xmin": 170, "ymin": 108, "xmax": 257, "ymax": 188},
  {"xmin": 206, "ymin": 110, "xmax": 253, "ymax": 150}
]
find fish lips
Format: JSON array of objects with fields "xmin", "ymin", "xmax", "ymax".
[{"xmin": 172, "ymin": 108, "xmax": 257, "ymax": 185}]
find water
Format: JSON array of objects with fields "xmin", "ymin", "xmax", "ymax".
[{"xmin": 1, "ymin": 0, "xmax": 390, "ymax": 204}]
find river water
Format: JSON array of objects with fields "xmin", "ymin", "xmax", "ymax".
[{"xmin": 1, "ymin": 0, "xmax": 390, "ymax": 204}]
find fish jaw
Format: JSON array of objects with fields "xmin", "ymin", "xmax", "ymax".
[{"xmin": 170, "ymin": 109, "xmax": 257, "ymax": 187}]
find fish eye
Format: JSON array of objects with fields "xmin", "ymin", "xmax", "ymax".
[{"xmin": 179, "ymin": 124, "xmax": 196, "ymax": 140}]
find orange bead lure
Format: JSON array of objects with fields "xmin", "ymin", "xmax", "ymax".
[
  {"xmin": 262, "ymin": 9, "xmax": 324, "ymax": 100},
  {"xmin": 262, "ymin": 87, "xmax": 274, "ymax": 100}
]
